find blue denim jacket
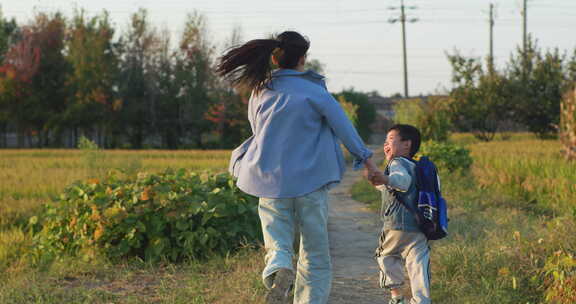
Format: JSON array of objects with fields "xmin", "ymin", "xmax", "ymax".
[
  {"xmin": 379, "ymin": 157, "xmax": 420, "ymax": 232},
  {"xmin": 229, "ymin": 69, "xmax": 373, "ymax": 199}
]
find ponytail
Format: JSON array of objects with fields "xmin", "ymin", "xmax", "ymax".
[
  {"xmin": 216, "ymin": 31, "xmax": 310, "ymax": 94},
  {"xmin": 216, "ymin": 39, "xmax": 278, "ymax": 93}
]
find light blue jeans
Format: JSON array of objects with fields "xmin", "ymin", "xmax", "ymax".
[{"xmin": 259, "ymin": 186, "xmax": 331, "ymax": 304}]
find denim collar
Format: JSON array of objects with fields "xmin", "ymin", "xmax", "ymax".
[{"xmin": 272, "ymin": 69, "xmax": 325, "ymax": 80}]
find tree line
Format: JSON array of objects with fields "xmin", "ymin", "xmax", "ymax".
[
  {"xmin": 395, "ymin": 38, "xmax": 576, "ymax": 146},
  {"xmin": 0, "ymin": 9, "xmax": 228, "ymax": 148},
  {"xmin": 0, "ymin": 9, "xmax": 379, "ymax": 149},
  {"xmin": 448, "ymin": 39, "xmax": 576, "ymax": 141}
]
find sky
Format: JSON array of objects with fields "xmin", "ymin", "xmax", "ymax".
[{"xmin": 1, "ymin": 0, "xmax": 576, "ymax": 97}]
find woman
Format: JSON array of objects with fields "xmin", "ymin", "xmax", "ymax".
[{"xmin": 217, "ymin": 31, "xmax": 377, "ymax": 304}]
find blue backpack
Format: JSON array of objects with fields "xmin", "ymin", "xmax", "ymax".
[{"xmin": 392, "ymin": 156, "xmax": 449, "ymax": 241}]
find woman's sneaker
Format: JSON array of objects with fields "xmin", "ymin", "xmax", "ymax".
[
  {"xmin": 389, "ymin": 296, "xmax": 406, "ymax": 304},
  {"xmin": 265, "ymin": 268, "xmax": 295, "ymax": 304}
]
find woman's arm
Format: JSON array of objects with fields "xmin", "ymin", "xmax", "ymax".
[{"xmin": 310, "ymin": 92, "xmax": 373, "ymax": 170}]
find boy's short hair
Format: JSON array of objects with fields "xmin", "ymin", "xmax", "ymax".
[{"xmin": 388, "ymin": 124, "xmax": 421, "ymax": 157}]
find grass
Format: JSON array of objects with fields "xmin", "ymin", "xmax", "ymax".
[
  {"xmin": 351, "ymin": 133, "xmax": 576, "ymax": 303},
  {"xmin": 0, "ymin": 246, "xmax": 266, "ymax": 303},
  {"xmin": 3, "ymin": 133, "xmax": 575, "ymax": 302},
  {"xmin": 0, "ymin": 148, "xmax": 270, "ymax": 303}
]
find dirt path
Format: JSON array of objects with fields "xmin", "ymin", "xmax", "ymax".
[{"xmin": 327, "ymin": 148, "xmax": 388, "ymax": 304}]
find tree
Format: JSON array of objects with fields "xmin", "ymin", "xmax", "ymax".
[
  {"xmin": 204, "ymin": 25, "xmax": 252, "ymax": 148},
  {"xmin": 447, "ymin": 52, "xmax": 511, "ymax": 141},
  {"xmin": 117, "ymin": 8, "xmax": 161, "ymax": 149},
  {"xmin": 173, "ymin": 12, "xmax": 215, "ymax": 148},
  {"xmin": 394, "ymin": 97, "xmax": 452, "ymax": 142},
  {"xmin": 27, "ymin": 13, "xmax": 68, "ymax": 147},
  {"xmin": 305, "ymin": 58, "xmax": 325, "ymax": 75},
  {"xmin": 153, "ymin": 28, "xmax": 181, "ymax": 149},
  {"xmin": 0, "ymin": 10, "xmax": 17, "ymax": 63},
  {"xmin": 333, "ymin": 89, "xmax": 376, "ymax": 142},
  {"xmin": 65, "ymin": 10, "xmax": 119, "ymax": 147},
  {"xmin": 0, "ymin": 12, "xmax": 18, "ymax": 147},
  {"xmin": 507, "ymin": 39, "xmax": 566, "ymax": 138},
  {"xmin": 0, "ymin": 27, "xmax": 40, "ymax": 147}
]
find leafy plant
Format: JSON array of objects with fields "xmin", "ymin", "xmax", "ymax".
[
  {"xmin": 419, "ymin": 141, "xmax": 472, "ymax": 172},
  {"xmin": 333, "ymin": 89, "xmax": 376, "ymax": 142},
  {"xmin": 543, "ymin": 251, "xmax": 576, "ymax": 304},
  {"xmin": 338, "ymin": 95, "xmax": 359, "ymax": 128},
  {"xmin": 31, "ymin": 169, "xmax": 260, "ymax": 262},
  {"xmin": 394, "ymin": 97, "xmax": 453, "ymax": 142}
]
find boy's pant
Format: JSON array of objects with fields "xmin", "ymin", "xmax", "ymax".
[
  {"xmin": 259, "ymin": 186, "xmax": 331, "ymax": 304},
  {"xmin": 375, "ymin": 229, "xmax": 431, "ymax": 304}
]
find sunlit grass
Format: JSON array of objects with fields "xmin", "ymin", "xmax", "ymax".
[{"xmin": 351, "ymin": 133, "xmax": 576, "ymax": 303}]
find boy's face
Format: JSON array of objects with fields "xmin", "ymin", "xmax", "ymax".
[{"xmin": 384, "ymin": 130, "xmax": 412, "ymax": 161}]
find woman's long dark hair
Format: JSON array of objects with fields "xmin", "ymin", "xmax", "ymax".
[{"xmin": 216, "ymin": 31, "xmax": 310, "ymax": 93}]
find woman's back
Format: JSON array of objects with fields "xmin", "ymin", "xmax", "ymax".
[{"xmin": 236, "ymin": 69, "xmax": 345, "ymax": 198}]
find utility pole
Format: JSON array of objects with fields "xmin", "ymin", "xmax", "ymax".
[
  {"xmin": 488, "ymin": 3, "xmax": 495, "ymax": 74},
  {"xmin": 389, "ymin": 0, "xmax": 418, "ymax": 98},
  {"xmin": 522, "ymin": 0, "xmax": 528, "ymax": 54}
]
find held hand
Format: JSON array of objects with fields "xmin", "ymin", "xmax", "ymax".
[
  {"xmin": 363, "ymin": 158, "xmax": 379, "ymax": 181},
  {"xmin": 370, "ymin": 171, "xmax": 387, "ymax": 186}
]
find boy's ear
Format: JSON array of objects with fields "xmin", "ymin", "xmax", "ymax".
[{"xmin": 403, "ymin": 140, "xmax": 412, "ymax": 154}]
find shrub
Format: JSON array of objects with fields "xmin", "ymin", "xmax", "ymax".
[
  {"xmin": 333, "ymin": 89, "xmax": 376, "ymax": 142},
  {"xmin": 394, "ymin": 97, "xmax": 452, "ymax": 142},
  {"xmin": 338, "ymin": 95, "xmax": 359, "ymax": 128},
  {"xmin": 419, "ymin": 141, "xmax": 472, "ymax": 172},
  {"xmin": 31, "ymin": 169, "xmax": 260, "ymax": 262}
]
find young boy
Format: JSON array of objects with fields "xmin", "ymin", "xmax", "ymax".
[{"xmin": 370, "ymin": 124, "xmax": 431, "ymax": 304}]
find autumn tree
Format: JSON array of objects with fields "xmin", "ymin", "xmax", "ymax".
[
  {"xmin": 27, "ymin": 13, "xmax": 68, "ymax": 147},
  {"xmin": 0, "ymin": 12, "xmax": 18, "ymax": 147},
  {"xmin": 0, "ymin": 27, "xmax": 40, "ymax": 147},
  {"xmin": 172, "ymin": 12, "xmax": 215, "ymax": 148},
  {"xmin": 65, "ymin": 10, "xmax": 119, "ymax": 147},
  {"xmin": 205, "ymin": 26, "xmax": 252, "ymax": 148}
]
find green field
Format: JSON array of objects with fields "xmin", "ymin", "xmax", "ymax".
[{"xmin": 0, "ymin": 149, "xmax": 269, "ymax": 304}]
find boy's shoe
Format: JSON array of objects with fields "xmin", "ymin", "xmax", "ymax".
[
  {"xmin": 265, "ymin": 268, "xmax": 294, "ymax": 304},
  {"xmin": 389, "ymin": 297, "xmax": 406, "ymax": 304}
]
